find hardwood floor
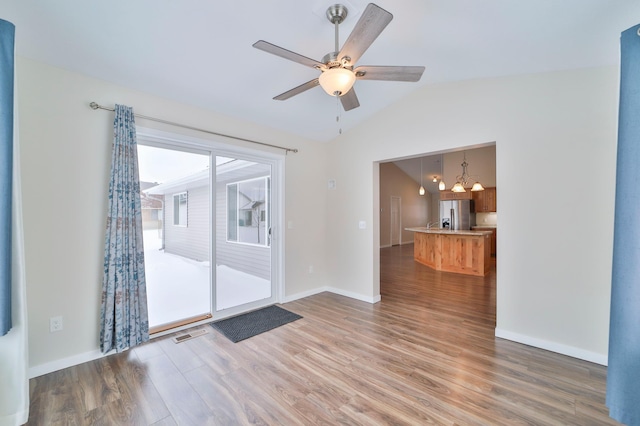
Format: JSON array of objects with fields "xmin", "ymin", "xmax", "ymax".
[{"xmin": 26, "ymin": 244, "xmax": 618, "ymax": 425}]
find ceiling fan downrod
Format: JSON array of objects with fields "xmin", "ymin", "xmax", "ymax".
[{"xmin": 326, "ymin": 4, "xmax": 349, "ymax": 66}]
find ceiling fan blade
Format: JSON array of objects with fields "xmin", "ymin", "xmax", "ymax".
[
  {"xmin": 273, "ymin": 79, "xmax": 320, "ymax": 100},
  {"xmin": 253, "ymin": 40, "xmax": 324, "ymax": 69},
  {"xmin": 354, "ymin": 65, "xmax": 425, "ymax": 82},
  {"xmin": 340, "ymin": 88, "xmax": 360, "ymax": 111},
  {"xmin": 338, "ymin": 4, "xmax": 393, "ymax": 65}
]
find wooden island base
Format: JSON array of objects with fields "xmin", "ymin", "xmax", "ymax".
[{"xmin": 408, "ymin": 228, "xmax": 492, "ymax": 276}]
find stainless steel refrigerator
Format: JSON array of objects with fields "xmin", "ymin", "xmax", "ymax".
[{"xmin": 439, "ymin": 199, "xmax": 476, "ymax": 230}]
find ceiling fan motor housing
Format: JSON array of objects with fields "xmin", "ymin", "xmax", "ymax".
[{"xmin": 326, "ymin": 4, "xmax": 348, "ymax": 24}]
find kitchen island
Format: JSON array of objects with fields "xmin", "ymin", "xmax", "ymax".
[{"xmin": 406, "ymin": 227, "xmax": 493, "ymax": 276}]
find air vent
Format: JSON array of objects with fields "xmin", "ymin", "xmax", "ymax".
[{"xmin": 172, "ymin": 328, "xmax": 208, "ymax": 344}]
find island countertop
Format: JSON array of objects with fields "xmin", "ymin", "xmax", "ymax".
[
  {"xmin": 405, "ymin": 227, "xmax": 493, "ymax": 236},
  {"xmin": 406, "ymin": 227, "xmax": 491, "ymax": 276}
]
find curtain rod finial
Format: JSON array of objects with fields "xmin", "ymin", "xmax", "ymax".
[{"xmin": 90, "ymin": 102, "xmax": 99, "ymax": 110}]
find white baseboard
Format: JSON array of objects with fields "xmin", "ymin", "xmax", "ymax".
[
  {"xmin": 283, "ymin": 286, "xmax": 381, "ymax": 305},
  {"xmin": 495, "ymin": 328, "xmax": 608, "ymax": 366},
  {"xmin": 326, "ymin": 287, "xmax": 381, "ymax": 304},
  {"xmin": 281, "ymin": 287, "xmax": 328, "ymax": 303},
  {"xmin": 31, "ymin": 288, "xmax": 381, "ymax": 378},
  {"xmin": 29, "ymin": 349, "xmax": 108, "ymax": 378}
]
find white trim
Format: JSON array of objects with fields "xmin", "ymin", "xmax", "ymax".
[
  {"xmin": 494, "ymin": 328, "xmax": 608, "ymax": 366},
  {"xmin": 29, "ymin": 349, "xmax": 107, "ymax": 378},
  {"xmin": 172, "ymin": 191, "xmax": 188, "ymax": 227},
  {"xmin": 136, "ymin": 126, "xmax": 285, "ymax": 323},
  {"xmin": 282, "ymin": 287, "xmax": 381, "ymax": 305},
  {"xmin": 136, "ymin": 127, "xmax": 284, "ymax": 161}
]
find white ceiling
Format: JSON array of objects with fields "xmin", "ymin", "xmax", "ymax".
[{"xmin": 2, "ymin": 1, "xmax": 639, "ymax": 142}]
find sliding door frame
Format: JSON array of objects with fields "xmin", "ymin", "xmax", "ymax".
[{"xmin": 136, "ymin": 127, "xmax": 285, "ymax": 336}]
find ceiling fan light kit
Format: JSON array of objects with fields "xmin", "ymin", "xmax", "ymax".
[
  {"xmin": 319, "ymin": 67, "xmax": 356, "ymax": 96},
  {"xmin": 253, "ymin": 3, "xmax": 425, "ymax": 111}
]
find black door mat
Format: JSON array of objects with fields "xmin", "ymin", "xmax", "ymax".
[{"xmin": 210, "ymin": 305, "xmax": 302, "ymax": 343}]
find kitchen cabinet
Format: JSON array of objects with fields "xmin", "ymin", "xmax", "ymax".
[
  {"xmin": 439, "ymin": 191, "xmax": 472, "ymax": 200},
  {"xmin": 472, "ymin": 187, "xmax": 497, "ymax": 212},
  {"xmin": 473, "ymin": 227, "xmax": 496, "ymax": 256}
]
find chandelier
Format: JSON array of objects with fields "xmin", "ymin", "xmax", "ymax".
[{"xmin": 451, "ymin": 153, "xmax": 484, "ymax": 193}]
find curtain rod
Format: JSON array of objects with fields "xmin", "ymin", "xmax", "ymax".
[{"xmin": 89, "ymin": 102, "xmax": 298, "ymax": 154}]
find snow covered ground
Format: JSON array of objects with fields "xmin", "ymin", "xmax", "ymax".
[{"xmin": 143, "ymin": 230, "xmax": 271, "ymax": 328}]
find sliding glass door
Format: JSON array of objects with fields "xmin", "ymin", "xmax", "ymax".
[
  {"xmin": 136, "ymin": 131, "xmax": 281, "ymax": 332},
  {"xmin": 214, "ymin": 156, "xmax": 273, "ymax": 312},
  {"xmin": 137, "ymin": 144, "xmax": 212, "ymax": 332}
]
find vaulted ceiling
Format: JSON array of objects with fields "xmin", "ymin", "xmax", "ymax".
[{"xmin": 2, "ymin": 1, "xmax": 639, "ymax": 142}]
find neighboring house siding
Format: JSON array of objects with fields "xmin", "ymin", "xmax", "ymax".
[
  {"xmin": 216, "ymin": 180, "xmax": 270, "ymax": 281},
  {"xmin": 164, "ymin": 185, "xmax": 209, "ymax": 261}
]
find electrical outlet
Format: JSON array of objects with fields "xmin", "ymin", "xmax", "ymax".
[
  {"xmin": 50, "ymin": 316, "xmax": 63, "ymax": 333},
  {"xmin": 308, "ymin": 265, "xmax": 314, "ymax": 274}
]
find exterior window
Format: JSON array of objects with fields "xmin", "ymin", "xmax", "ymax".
[
  {"xmin": 173, "ymin": 192, "xmax": 188, "ymax": 226},
  {"xmin": 227, "ymin": 177, "xmax": 269, "ymax": 246}
]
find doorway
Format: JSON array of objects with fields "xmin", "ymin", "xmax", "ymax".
[
  {"xmin": 378, "ymin": 144, "xmax": 497, "ymax": 321},
  {"xmin": 136, "ymin": 129, "xmax": 282, "ymax": 333},
  {"xmin": 137, "ymin": 144, "xmax": 212, "ymax": 332},
  {"xmin": 390, "ymin": 196, "xmax": 401, "ymax": 246}
]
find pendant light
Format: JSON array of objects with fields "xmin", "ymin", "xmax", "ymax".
[
  {"xmin": 451, "ymin": 152, "xmax": 484, "ymax": 192},
  {"xmin": 419, "ymin": 158, "xmax": 425, "ymax": 196},
  {"xmin": 438, "ymin": 155, "xmax": 446, "ymax": 191}
]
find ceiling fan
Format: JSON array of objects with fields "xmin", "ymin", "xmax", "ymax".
[{"xmin": 253, "ymin": 3, "xmax": 425, "ymax": 111}]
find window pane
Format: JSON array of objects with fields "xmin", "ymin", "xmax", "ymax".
[
  {"xmin": 173, "ymin": 192, "xmax": 188, "ymax": 226},
  {"xmin": 227, "ymin": 184, "xmax": 237, "ymax": 241},
  {"xmin": 237, "ymin": 178, "xmax": 266, "ymax": 245}
]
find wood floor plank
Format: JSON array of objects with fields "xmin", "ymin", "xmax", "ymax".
[
  {"xmin": 183, "ymin": 364, "xmax": 251, "ymax": 425},
  {"xmin": 142, "ymin": 353, "xmax": 219, "ymax": 425},
  {"xmin": 105, "ymin": 351, "xmax": 171, "ymax": 424},
  {"xmin": 25, "ymin": 244, "xmax": 619, "ymax": 425}
]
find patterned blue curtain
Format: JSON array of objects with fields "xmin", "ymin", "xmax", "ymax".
[
  {"xmin": 607, "ymin": 23, "xmax": 640, "ymax": 425},
  {"xmin": 100, "ymin": 104, "xmax": 149, "ymax": 353},
  {"xmin": 0, "ymin": 19, "xmax": 15, "ymax": 337}
]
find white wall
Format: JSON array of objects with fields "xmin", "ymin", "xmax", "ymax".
[
  {"xmin": 17, "ymin": 55, "xmax": 619, "ymax": 371},
  {"xmin": 327, "ymin": 67, "xmax": 618, "ymax": 363},
  {"xmin": 17, "ymin": 57, "xmax": 328, "ymax": 372}
]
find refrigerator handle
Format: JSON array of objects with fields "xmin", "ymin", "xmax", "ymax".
[{"xmin": 450, "ymin": 208, "xmax": 455, "ymax": 231}]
